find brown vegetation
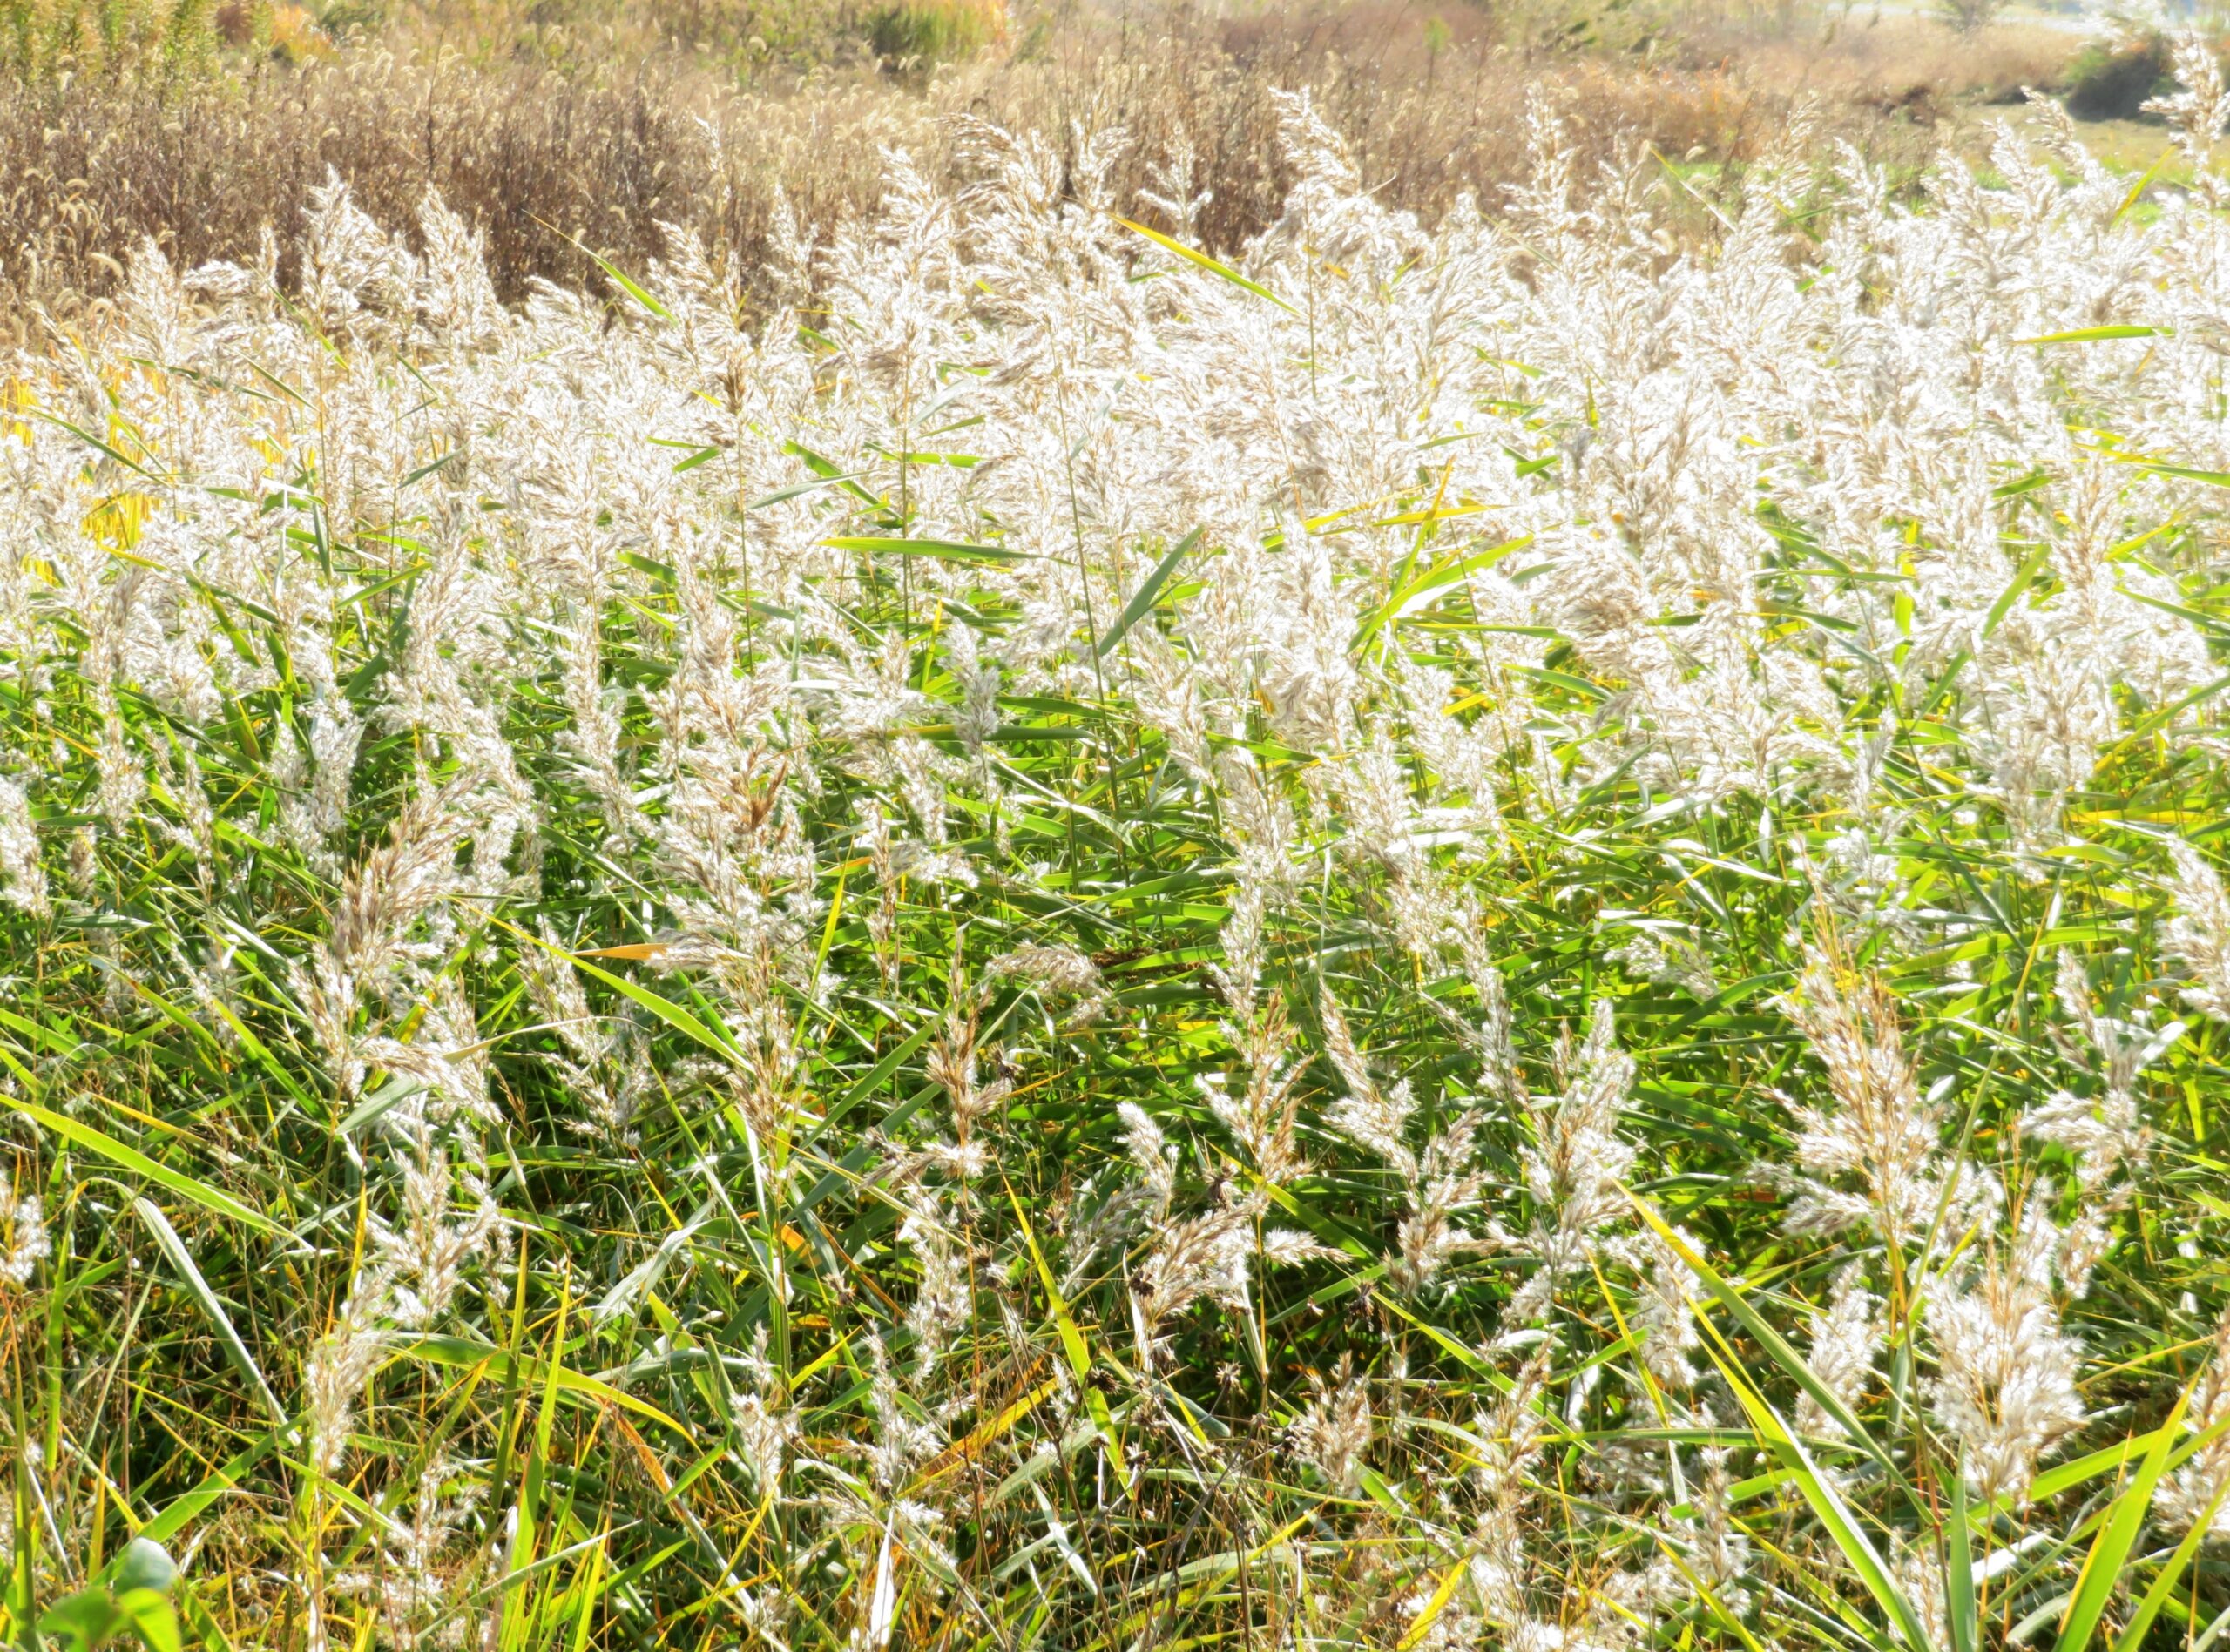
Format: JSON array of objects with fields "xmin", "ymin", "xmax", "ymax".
[{"xmin": 0, "ymin": 0, "xmax": 2083, "ymax": 333}]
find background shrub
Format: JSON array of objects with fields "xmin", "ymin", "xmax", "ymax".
[{"xmin": 2063, "ymin": 31, "xmax": 2174, "ymax": 118}]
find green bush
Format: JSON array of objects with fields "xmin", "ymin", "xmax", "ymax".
[
  {"xmin": 2059, "ymin": 30, "xmax": 2200, "ymax": 120},
  {"xmin": 2051, "ymin": 27, "xmax": 2230, "ymax": 120},
  {"xmin": 0, "ymin": 0, "xmax": 218, "ymax": 78},
  {"xmin": 864, "ymin": 0, "xmax": 1004, "ymax": 65}
]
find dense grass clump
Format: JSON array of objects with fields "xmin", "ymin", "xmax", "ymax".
[{"xmin": 3, "ymin": 35, "xmax": 2230, "ymax": 1652}]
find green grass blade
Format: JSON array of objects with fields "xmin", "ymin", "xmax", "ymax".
[
  {"xmin": 1628, "ymin": 1194, "xmax": 1903, "ymax": 1487},
  {"xmin": 1001, "ymin": 1177, "xmax": 1089, "ymax": 1384},
  {"xmin": 9, "ymin": 1102, "xmax": 276, "ymax": 1233},
  {"xmin": 1097, "ymin": 529, "xmax": 1200, "ymax": 657},
  {"xmin": 512, "ymin": 928, "xmax": 741, "ymax": 1063},
  {"xmin": 1706, "ymin": 1332, "xmax": 1929, "ymax": 1652},
  {"xmin": 2125, "ymin": 458, "xmax": 2230, "ymax": 488},
  {"xmin": 2112, "ymin": 1470, "xmax": 2230, "ymax": 1652},
  {"xmin": 1350, "ymin": 535, "xmax": 1532, "ymax": 653},
  {"xmin": 132, "ymin": 1198, "xmax": 286, "ymax": 1426},
  {"xmin": 2017, "ymin": 326, "xmax": 2162, "ymax": 344},
  {"xmin": 2056, "ymin": 1379, "xmax": 2194, "ymax": 1652},
  {"xmin": 398, "ymin": 1337, "xmax": 693, "ymax": 1439},
  {"xmin": 1948, "ymin": 1459, "xmax": 1977, "ymax": 1652},
  {"xmin": 811, "ymin": 1023, "xmax": 935, "ymax": 1139},
  {"xmin": 1981, "ymin": 543, "xmax": 2054, "ymax": 640},
  {"xmin": 1115, "ymin": 217, "xmax": 1296, "ymax": 314},
  {"xmin": 535, "ymin": 215, "xmax": 672, "ymax": 320}
]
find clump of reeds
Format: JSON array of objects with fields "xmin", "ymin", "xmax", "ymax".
[{"xmin": 0, "ymin": 32, "xmax": 2225, "ymax": 1652}]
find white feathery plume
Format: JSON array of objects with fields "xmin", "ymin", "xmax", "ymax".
[{"xmin": 2164, "ymin": 840, "xmax": 2230, "ymax": 1022}]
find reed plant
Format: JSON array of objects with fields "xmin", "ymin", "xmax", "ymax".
[{"xmin": 0, "ymin": 39, "xmax": 2227, "ymax": 1652}]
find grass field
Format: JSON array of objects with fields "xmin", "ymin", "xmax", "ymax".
[
  {"xmin": 4, "ymin": 4, "xmax": 2230, "ymax": 1651},
  {"xmin": 0, "ymin": 0, "xmax": 2190, "ymax": 326}
]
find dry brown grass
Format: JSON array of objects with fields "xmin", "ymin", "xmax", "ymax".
[
  {"xmin": 0, "ymin": 1, "xmax": 2024, "ymax": 333},
  {"xmin": 1679, "ymin": 14, "xmax": 2076, "ymax": 113}
]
